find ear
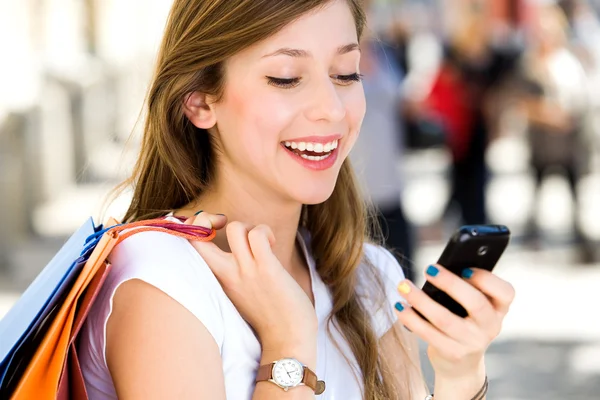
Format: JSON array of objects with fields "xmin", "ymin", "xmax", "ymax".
[{"xmin": 183, "ymin": 91, "xmax": 217, "ymax": 129}]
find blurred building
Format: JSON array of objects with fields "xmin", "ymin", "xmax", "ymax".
[{"xmin": 0, "ymin": 0, "xmax": 172, "ymax": 280}]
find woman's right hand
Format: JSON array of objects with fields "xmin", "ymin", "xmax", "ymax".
[{"xmin": 185, "ymin": 212, "xmax": 318, "ymax": 354}]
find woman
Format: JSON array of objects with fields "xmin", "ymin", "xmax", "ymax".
[
  {"xmin": 78, "ymin": 0, "xmax": 515, "ymax": 399},
  {"xmin": 520, "ymin": 4, "xmax": 593, "ymax": 261}
]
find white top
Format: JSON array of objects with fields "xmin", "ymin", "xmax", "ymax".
[{"xmin": 78, "ymin": 217, "xmax": 405, "ymax": 400}]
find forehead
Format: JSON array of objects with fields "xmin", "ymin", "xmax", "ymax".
[{"xmin": 233, "ymin": 0, "xmax": 358, "ymax": 61}]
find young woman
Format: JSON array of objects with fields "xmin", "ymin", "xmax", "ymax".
[{"xmin": 78, "ymin": 0, "xmax": 515, "ymax": 399}]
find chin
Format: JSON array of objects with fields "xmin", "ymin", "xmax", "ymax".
[{"xmin": 290, "ymin": 179, "xmax": 337, "ymax": 206}]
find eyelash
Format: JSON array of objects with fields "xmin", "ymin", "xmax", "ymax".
[{"xmin": 266, "ymin": 73, "xmax": 364, "ymax": 89}]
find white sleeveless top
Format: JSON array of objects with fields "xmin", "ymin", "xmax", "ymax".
[{"xmin": 78, "ymin": 218, "xmax": 405, "ymax": 399}]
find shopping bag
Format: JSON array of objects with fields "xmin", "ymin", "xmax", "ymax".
[
  {"xmin": 0, "ymin": 219, "xmax": 97, "ymax": 393},
  {"xmin": 0, "ymin": 216, "xmax": 215, "ymax": 399}
]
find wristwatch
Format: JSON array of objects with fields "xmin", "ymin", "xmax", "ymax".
[{"xmin": 255, "ymin": 358, "xmax": 326, "ymax": 395}]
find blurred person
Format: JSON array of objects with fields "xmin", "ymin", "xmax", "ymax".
[
  {"xmin": 76, "ymin": 1, "xmax": 515, "ymax": 399},
  {"xmin": 350, "ymin": 28, "xmax": 415, "ymax": 281},
  {"xmin": 520, "ymin": 4, "xmax": 594, "ymax": 262},
  {"xmin": 385, "ymin": 15, "xmax": 411, "ymax": 75},
  {"xmin": 558, "ymin": 0, "xmax": 600, "ymax": 70},
  {"xmin": 413, "ymin": 3, "xmax": 522, "ymax": 227}
]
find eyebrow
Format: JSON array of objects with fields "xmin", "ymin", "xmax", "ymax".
[{"xmin": 262, "ymin": 43, "xmax": 360, "ymax": 58}]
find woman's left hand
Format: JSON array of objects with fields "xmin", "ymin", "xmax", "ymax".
[{"xmin": 394, "ymin": 264, "xmax": 515, "ymax": 378}]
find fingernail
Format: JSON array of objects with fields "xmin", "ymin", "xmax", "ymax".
[
  {"xmin": 395, "ymin": 302, "xmax": 405, "ymax": 312},
  {"xmin": 194, "ymin": 210, "xmax": 203, "ymax": 216},
  {"xmin": 426, "ymin": 265, "xmax": 439, "ymax": 277},
  {"xmin": 217, "ymin": 213, "xmax": 225, "ymax": 216},
  {"xmin": 461, "ymin": 268, "xmax": 474, "ymax": 279},
  {"xmin": 397, "ymin": 281, "xmax": 412, "ymax": 295}
]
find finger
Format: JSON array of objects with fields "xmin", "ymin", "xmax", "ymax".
[
  {"xmin": 190, "ymin": 240, "xmax": 232, "ymax": 280},
  {"xmin": 461, "ymin": 268, "xmax": 516, "ymax": 315},
  {"xmin": 394, "ymin": 302, "xmax": 462, "ymax": 357},
  {"xmin": 226, "ymin": 221, "xmax": 255, "ymax": 267},
  {"xmin": 184, "ymin": 211, "xmax": 227, "ymax": 230},
  {"xmin": 424, "ymin": 264, "xmax": 496, "ymax": 328},
  {"xmin": 247, "ymin": 225, "xmax": 277, "ymax": 265},
  {"xmin": 397, "ymin": 280, "xmax": 481, "ymax": 344}
]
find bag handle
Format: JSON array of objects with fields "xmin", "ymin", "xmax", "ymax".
[{"xmin": 106, "ymin": 217, "xmax": 216, "ymax": 245}]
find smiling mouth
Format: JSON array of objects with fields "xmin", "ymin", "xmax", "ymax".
[{"xmin": 281, "ymin": 139, "xmax": 339, "ymax": 161}]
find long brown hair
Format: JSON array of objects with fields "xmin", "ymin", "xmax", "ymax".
[{"xmin": 116, "ymin": 0, "xmax": 417, "ymax": 398}]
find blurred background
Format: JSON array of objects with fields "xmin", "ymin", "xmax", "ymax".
[{"xmin": 0, "ymin": 0, "xmax": 599, "ymax": 398}]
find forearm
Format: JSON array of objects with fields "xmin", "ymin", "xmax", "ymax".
[
  {"xmin": 432, "ymin": 360, "xmax": 487, "ymax": 400},
  {"xmin": 252, "ymin": 343, "xmax": 317, "ymax": 400}
]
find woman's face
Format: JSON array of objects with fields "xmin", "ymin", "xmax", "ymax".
[{"xmin": 209, "ymin": 0, "xmax": 365, "ymax": 205}]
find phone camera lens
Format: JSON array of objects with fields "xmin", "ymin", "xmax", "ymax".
[
  {"xmin": 478, "ymin": 246, "xmax": 488, "ymax": 256},
  {"xmin": 471, "ymin": 228, "xmax": 478, "ymax": 236}
]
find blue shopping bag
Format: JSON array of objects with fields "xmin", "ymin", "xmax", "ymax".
[{"xmin": 0, "ymin": 218, "xmax": 97, "ymax": 387}]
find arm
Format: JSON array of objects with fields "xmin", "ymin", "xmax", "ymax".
[
  {"xmin": 106, "ymin": 279, "xmax": 227, "ymax": 400},
  {"xmin": 108, "ymin": 279, "xmax": 318, "ymax": 400},
  {"xmin": 109, "ymin": 213, "xmax": 321, "ymax": 399}
]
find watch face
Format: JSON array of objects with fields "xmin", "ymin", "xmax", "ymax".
[{"xmin": 272, "ymin": 358, "xmax": 303, "ymax": 388}]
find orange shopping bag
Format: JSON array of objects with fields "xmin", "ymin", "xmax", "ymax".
[{"xmin": 1, "ymin": 217, "xmax": 215, "ymax": 400}]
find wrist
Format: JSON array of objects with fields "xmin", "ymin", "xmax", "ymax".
[
  {"xmin": 433, "ymin": 360, "xmax": 486, "ymax": 400},
  {"xmin": 260, "ymin": 340, "xmax": 317, "ymax": 370}
]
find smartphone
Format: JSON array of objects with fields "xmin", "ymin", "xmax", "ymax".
[{"xmin": 418, "ymin": 225, "xmax": 510, "ymax": 318}]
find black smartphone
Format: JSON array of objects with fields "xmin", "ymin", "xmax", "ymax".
[{"xmin": 419, "ymin": 225, "xmax": 511, "ymax": 318}]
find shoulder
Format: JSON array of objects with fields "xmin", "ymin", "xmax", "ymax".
[
  {"xmin": 82, "ymin": 229, "xmax": 226, "ymax": 361},
  {"xmin": 362, "ymin": 243, "xmax": 406, "ymax": 283},
  {"xmin": 79, "ymin": 227, "xmax": 228, "ymax": 395},
  {"xmin": 107, "ymin": 230, "xmax": 226, "ymax": 341},
  {"xmin": 109, "ymin": 229, "xmax": 221, "ymax": 290}
]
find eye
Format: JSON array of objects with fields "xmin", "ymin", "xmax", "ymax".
[
  {"xmin": 266, "ymin": 77, "xmax": 301, "ymax": 89},
  {"xmin": 332, "ymin": 73, "xmax": 363, "ymax": 85}
]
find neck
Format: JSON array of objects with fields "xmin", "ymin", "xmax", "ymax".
[{"xmin": 179, "ymin": 172, "xmax": 304, "ymax": 273}]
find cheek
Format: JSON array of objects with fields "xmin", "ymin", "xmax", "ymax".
[{"xmin": 223, "ymin": 90, "xmax": 298, "ymax": 155}]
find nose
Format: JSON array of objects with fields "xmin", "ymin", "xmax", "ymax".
[{"xmin": 304, "ymin": 77, "xmax": 346, "ymax": 123}]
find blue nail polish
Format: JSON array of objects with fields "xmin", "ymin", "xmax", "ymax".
[
  {"xmin": 426, "ymin": 265, "xmax": 439, "ymax": 277},
  {"xmin": 395, "ymin": 302, "xmax": 404, "ymax": 312},
  {"xmin": 194, "ymin": 210, "xmax": 204, "ymax": 216},
  {"xmin": 461, "ymin": 268, "xmax": 474, "ymax": 279}
]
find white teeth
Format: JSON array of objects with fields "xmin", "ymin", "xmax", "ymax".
[
  {"xmin": 283, "ymin": 139, "xmax": 339, "ymax": 153},
  {"xmin": 300, "ymin": 153, "xmax": 331, "ymax": 161}
]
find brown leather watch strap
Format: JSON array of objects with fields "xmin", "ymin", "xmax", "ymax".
[
  {"xmin": 302, "ymin": 366, "xmax": 326, "ymax": 395},
  {"xmin": 256, "ymin": 362, "xmax": 325, "ymax": 395},
  {"xmin": 256, "ymin": 363, "xmax": 273, "ymax": 383}
]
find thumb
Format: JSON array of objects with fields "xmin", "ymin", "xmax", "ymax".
[{"xmin": 190, "ymin": 240, "xmax": 232, "ymax": 280}]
